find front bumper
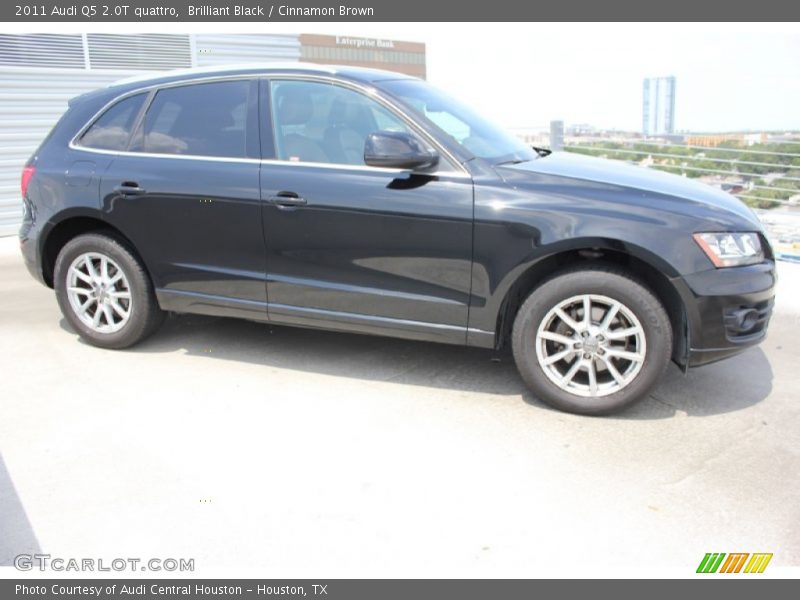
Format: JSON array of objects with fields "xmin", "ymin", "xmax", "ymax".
[{"xmin": 673, "ymin": 261, "xmax": 776, "ymax": 367}]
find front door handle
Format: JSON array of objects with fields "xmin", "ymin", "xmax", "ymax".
[
  {"xmin": 267, "ymin": 191, "xmax": 307, "ymax": 208},
  {"xmin": 114, "ymin": 182, "xmax": 146, "ymax": 196}
]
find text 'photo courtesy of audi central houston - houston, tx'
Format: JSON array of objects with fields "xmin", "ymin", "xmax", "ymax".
[{"xmin": 19, "ymin": 64, "xmax": 776, "ymax": 414}]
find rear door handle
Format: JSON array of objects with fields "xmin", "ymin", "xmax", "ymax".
[
  {"xmin": 114, "ymin": 182, "xmax": 146, "ymax": 196},
  {"xmin": 267, "ymin": 191, "xmax": 307, "ymax": 208}
]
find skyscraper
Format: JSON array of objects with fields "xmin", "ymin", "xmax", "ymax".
[{"xmin": 642, "ymin": 76, "xmax": 676, "ymax": 136}]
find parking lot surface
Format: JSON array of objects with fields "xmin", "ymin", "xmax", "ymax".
[{"xmin": 1, "ymin": 236, "xmax": 798, "ymax": 576}]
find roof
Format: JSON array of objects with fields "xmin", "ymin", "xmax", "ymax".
[{"xmin": 108, "ymin": 62, "xmax": 416, "ymax": 90}]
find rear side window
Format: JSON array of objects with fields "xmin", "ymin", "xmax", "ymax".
[
  {"xmin": 134, "ymin": 81, "xmax": 249, "ymax": 158},
  {"xmin": 79, "ymin": 93, "xmax": 146, "ymax": 151}
]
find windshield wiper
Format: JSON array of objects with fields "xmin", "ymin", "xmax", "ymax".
[
  {"xmin": 532, "ymin": 146, "xmax": 552, "ymax": 157},
  {"xmin": 495, "ymin": 158, "xmax": 529, "ymax": 166},
  {"xmin": 495, "ymin": 146, "xmax": 552, "ymax": 166}
]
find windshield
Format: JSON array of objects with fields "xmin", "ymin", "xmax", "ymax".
[{"xmin": 380, "ymin": 79, "xmax": 537, "ymax": 165}]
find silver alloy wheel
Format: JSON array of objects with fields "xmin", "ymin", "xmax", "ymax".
[
  {"xmin": 66, "ymin": 252, "xmax": 132, "ymax": 334},
  {"xmin": 535, "ymin": 294, "xmax": 646, "ymax": 398}
]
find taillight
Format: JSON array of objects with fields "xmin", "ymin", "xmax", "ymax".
[{"xmin": 21, "ymin": 166, "xmax": 35, "ymax": 198}]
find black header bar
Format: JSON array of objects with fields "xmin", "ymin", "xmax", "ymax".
[{"xmin": 3, "ymin": 1, "xmax": 800, "ymax": 22}]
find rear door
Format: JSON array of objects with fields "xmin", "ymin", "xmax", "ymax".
[
  {"xmin": 97, "ymin": 79, "xmax": 267, "ymax": 321},
  {"xmin": 259, "ymin": 77, "xmax": 474, "ymax": 344}
]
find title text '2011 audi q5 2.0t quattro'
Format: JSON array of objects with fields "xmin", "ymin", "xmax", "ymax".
[{"xmin": 19, "ymin": 64, "xmax": 776, "ymax": 414}]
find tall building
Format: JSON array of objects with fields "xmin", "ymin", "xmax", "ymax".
[
  {"xmin": 642, "ymin": 76, "xmax": 676, "ymax": 136},
  {"xmin": 549, "ymin": 120, "xmax": 564, "ymax": 151}
]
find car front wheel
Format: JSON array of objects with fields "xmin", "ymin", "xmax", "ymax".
[{"xmin": 512, "ymin": 266, "xmax": 673, "ymax": 415}]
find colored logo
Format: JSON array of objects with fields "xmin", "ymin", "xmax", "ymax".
[{"xmin": 696, "ymin": 553, "xmax": 773, "ymax": 574}]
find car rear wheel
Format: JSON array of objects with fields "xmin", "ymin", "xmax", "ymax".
[
  {"xmin": 54, "ymin": 232, "xmax": 164, "ymax": 349},
  {"xmin": 512, "ymin": 266, "xmax": 672, "ymax": 415}
]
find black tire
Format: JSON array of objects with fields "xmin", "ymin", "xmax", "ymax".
[
  {"xmin": 512, "ymin": 265, "xmax": 672, "ymax": 415},
  {"xmin": 54, "ymin": 232, "xmax": 164, "ymax": 349}
]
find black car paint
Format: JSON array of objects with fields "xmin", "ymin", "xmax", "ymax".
[
  {"xmin": 19, "ymin": 65, "xmax": 776, "ymax": 367},
  {"xmin": 259, "ymin": 162, "xmax": 474, "ymax": 343}
]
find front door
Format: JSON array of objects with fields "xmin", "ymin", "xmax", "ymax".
[{"xmin": 260, "ymin": 78, "xmax": 474, "ymax": 344}]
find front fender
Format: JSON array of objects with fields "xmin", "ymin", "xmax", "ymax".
[{"xmin": 465, "ymin": 178, "xmax": 705, "ymax": 349}]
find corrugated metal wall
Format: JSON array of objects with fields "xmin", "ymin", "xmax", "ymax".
[
  {"xmin": 86, "ymin": 33, "xmax": 193, "ymax": 70},
  {"xmin": 193, "ymin": 34, "xmax": 300, "ymax": 66},
  {"xmin": 0, "ymin": 33, "xmax": 301, "ymax": 236},
  {"xmin": 0, "ymin": 67, "xmax": 146, "ymax": 235},
  {"xmin": 0, "ymin": 34, "xmax": 85, "ymax": 69}
]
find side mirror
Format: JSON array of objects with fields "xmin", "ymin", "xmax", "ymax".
[{"xmin": 364, "ymin": 131, "xmax": 439, "ymax": 171}]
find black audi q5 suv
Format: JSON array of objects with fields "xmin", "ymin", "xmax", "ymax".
[{"xmin": 19, "ymin": 64, "xmax": 776, "ymax": 414}]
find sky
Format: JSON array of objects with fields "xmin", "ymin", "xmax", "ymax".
[
  {"xmin": 313, "ymin": 22, "xmax": 800, "ymax": 133},
  {"xmin": 31, "ymin": 21, "xmax": 800, "ymax": 133}
]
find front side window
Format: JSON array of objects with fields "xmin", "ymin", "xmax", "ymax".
[
  {"xmin": 270, "ymin": 80, "xmax": 412, "ymax": 165},
  {"xmin": 135, "ymin": 80, "xmax": 249, "ymax": 158},
  {"xmin": 79, "ymin": 93, "xmax": 145, "ymax": 151}
]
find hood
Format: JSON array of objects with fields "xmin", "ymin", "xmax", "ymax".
[{"xmin": 497, "ymin": 151, "xmax": 761, "ymax": 228}]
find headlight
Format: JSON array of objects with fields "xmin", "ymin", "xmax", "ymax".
[{"xmin": 693, "ymin": 232, "xmax": 764, "ymax": 267}]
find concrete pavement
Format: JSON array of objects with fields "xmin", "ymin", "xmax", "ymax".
[{"xmin": 0, "ymin": 236, "xmax": 798, "ymax": 577}]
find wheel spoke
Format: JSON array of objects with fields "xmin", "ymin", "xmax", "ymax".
[
  {"xmin": 73, "ymin": 269, "xmax": 93, "ymax": 284},
  {"xmin": 109, "ymin": 300, "xmax": 128, "ymax": 318},
  {"xmin": 586, "ymin": 360, "xmax": 598, "ymax": 396},
  {"xmin": 78, "ymin": 298, "xmax": 94, "ymax": 315},
  {"xmin": 92, "ymin": 307, "xmax": 102, "ymax": 328},
  {"xmin": 100, "ymin": 256, "xmax": 110, "ymax": 281},
  {"xmin": 108, "ymin": 289, "xmax": 130, "ymax": 300},
  {"xmin": 555, "ymin": 308, "xmax": 581, "ymax": 332},
  {"xmin": 599, "ymin": 301, "xmax": 621, "ymax": 331},
  {"xmin": 606, "ymin": 326, "xmax": 642, "ymax": 340},
  {"xmin": 602, "ymin": 356, "xmax": 626, "ymax": 385},
  {"xmin": 543, "ymin": 347, "xmax": 574, "ymax": 365},
  {"xmin": 605, "ymin": 348, "xmax": 644, "ymax": 363},
  {"xmin": 582, "ymin": 296, "xmax": 592, "ymax": 326},
  {"xmin": 539, "ymin": 331, "xmax": 574, "ymax": 346},
  {"xmin": 101, "ymin": 304, "xmax": 115, "ymax": 326},
  {"xmin": 561, "ymin": 359, "xmax": 583, "ymax": 386},
  {"xmin": 84, "ymin": 257, "xmax": 98, "ymax": 279},
  {"xmin": 108, "ymin": 271, "xmax": 124, "ymax": 286},
  {"xmin": 68, "ymin": 286, "xmax": 92, "ymax": 296}
]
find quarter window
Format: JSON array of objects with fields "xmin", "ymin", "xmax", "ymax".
[
  {"xmin": 135, "ymin": 80, "xmax": 249, "ymax": 158},
  {"xmin": 270, "ymin": 80, "xmax": 411, "ymax": 165},
  {"xmin": 79, "ymin": 93, "xmax": 145, "ymax": 151}
]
